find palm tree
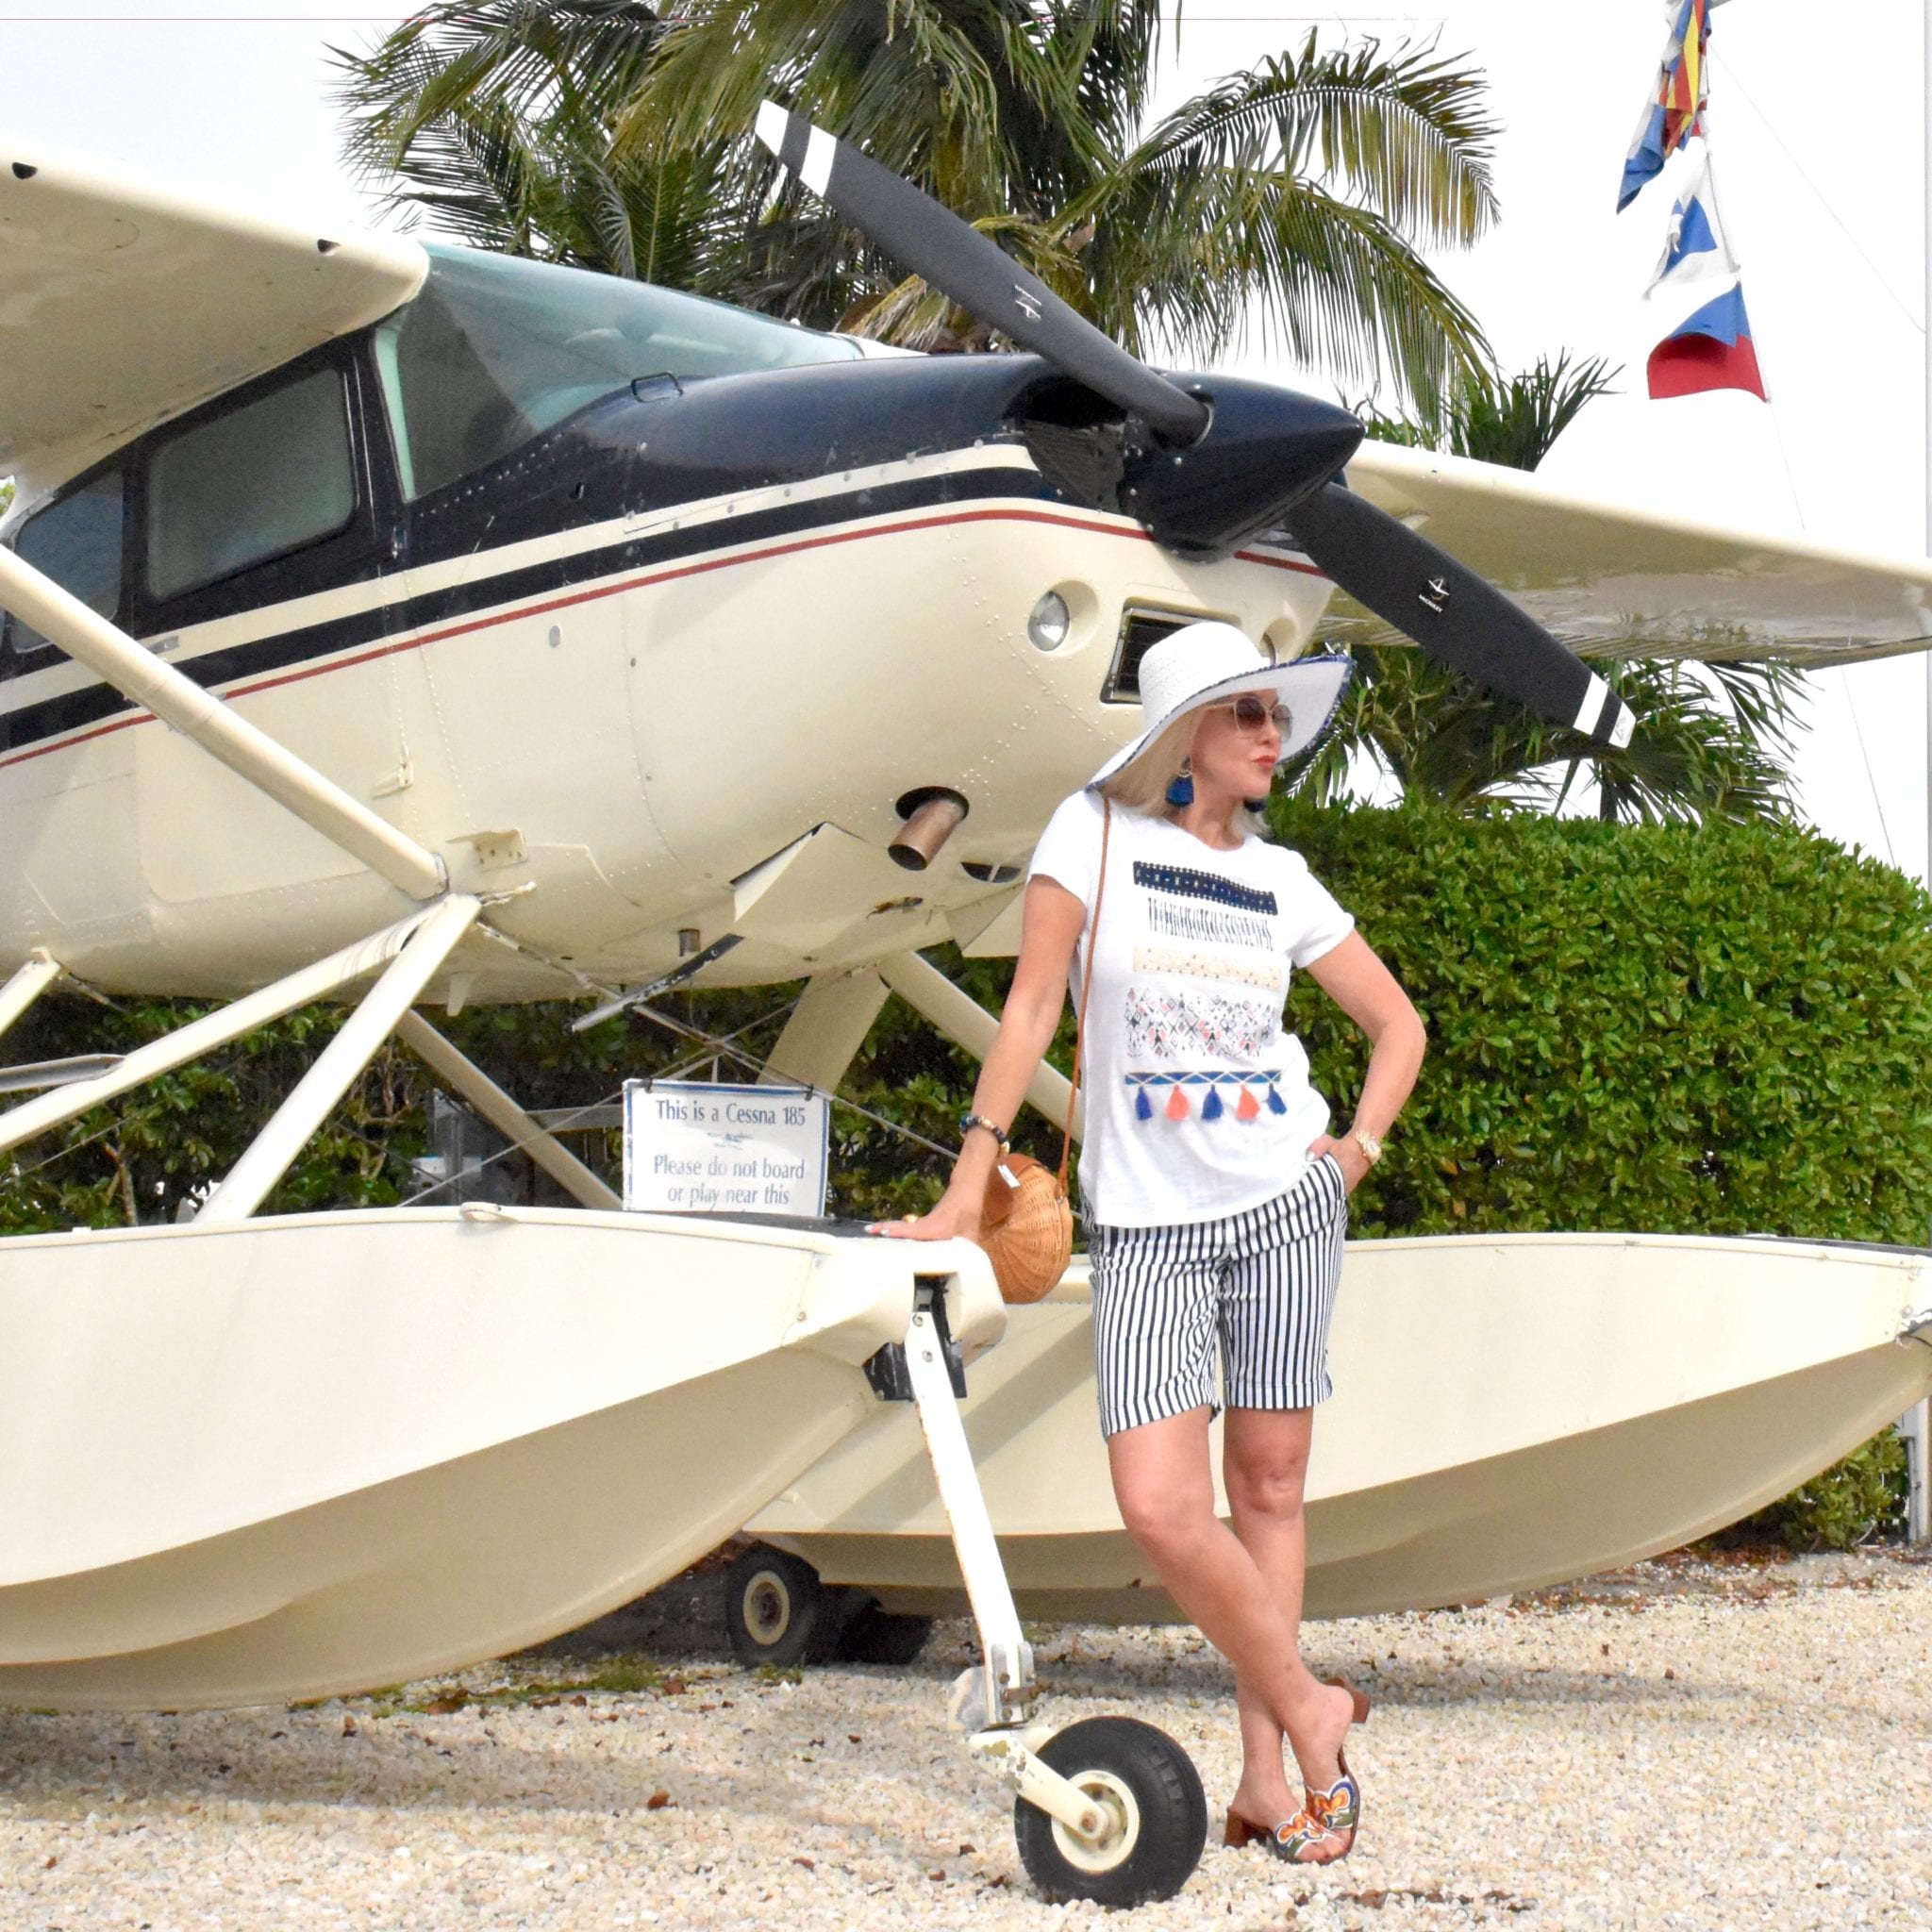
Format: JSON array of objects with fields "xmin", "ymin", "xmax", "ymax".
[
  {"xmin": 335, "ymin": 3, "xmax": 1501, "ymax": 416},
  {"xmin": 334, "ymin": 2, "xmax": 726, "ymax": 283},
  {"xmin": 1298, "ymin": 353, "xmax": 1808, "ymax": 824}
]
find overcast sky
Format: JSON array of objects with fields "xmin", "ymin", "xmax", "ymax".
[{"xmin": 3, "ymin": 0, "xmax": 1926, "ymax": 877}]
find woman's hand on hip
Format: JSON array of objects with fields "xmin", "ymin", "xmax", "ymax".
[{"xmin": 1307, "ymin": 1134, "xmax": 1370, "ymax": 1196}]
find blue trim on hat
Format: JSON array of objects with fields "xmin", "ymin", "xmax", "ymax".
[{"xmin": 1274, "ymin": 650, "xmax": 1354, "ymax": 790}]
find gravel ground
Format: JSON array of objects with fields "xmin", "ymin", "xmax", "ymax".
[{"xmin": 5, "ymin": 1549, "xmax": 1929, "ymax": 1931}]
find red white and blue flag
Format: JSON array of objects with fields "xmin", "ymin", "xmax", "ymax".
[
  {"xmin": 1618, "ymin": 0, "xmax": 1729, "ymax": 212},
  {"xmin": 1646, "ymin": 282, "xmax": 1766, "ymax": 401},
  {"xmin": 1642, "ymin": 148, "xmax": 1761, "ymax": 400}
]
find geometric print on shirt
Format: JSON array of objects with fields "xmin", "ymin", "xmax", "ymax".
[{"xmin": 1124, "ymin": 986, "xmax": 1274, "ymax": 1059}]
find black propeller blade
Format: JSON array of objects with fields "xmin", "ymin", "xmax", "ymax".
[
  {"xmin": 754, "ymin": 101, "xmax": 1208, "ymax": 449},
  {"xmin": 758, "ymin": 100, "xmax": 1636, "ymax": 749},
  {"xmin": 1281, "ymin": 482, "xmax": 1635, "ymax": 747}
]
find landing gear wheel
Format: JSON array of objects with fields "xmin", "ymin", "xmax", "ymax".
[
  {"xmin": 1014, "ymin": 1716, "xmax": 1207, "ymax": 1907},
  {"xmin": 835, "ymin": 1599, "xmax": 933, "ymax": 1665},
  {"xmin": 723, "ymin": 1544, "xmax": 843, "ymax": 1668}
]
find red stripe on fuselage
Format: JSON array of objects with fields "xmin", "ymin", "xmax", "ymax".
[{"xmin": 0, "ymin": 504, "xmax": 1326, "ymax": 772}]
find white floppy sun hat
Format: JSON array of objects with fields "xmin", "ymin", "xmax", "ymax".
[{"xmin": 1090, "ymin": 621, "xmax": 1353, "ymax": 788}]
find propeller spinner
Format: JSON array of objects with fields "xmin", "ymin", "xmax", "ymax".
[{"xmin": 756, "ymin": 102, "xmax": 1635, "ymax": 750}]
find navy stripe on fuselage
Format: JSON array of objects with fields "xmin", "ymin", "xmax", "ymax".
[{"xmin": 0, "ymin": 462, "xmax": 1061, "ymax": 758}]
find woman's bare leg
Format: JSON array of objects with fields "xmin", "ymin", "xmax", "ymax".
[
  {"xmin": 1221, "ymin": 1406, "xmax": 1325, "ymax": 1823},
  {"xmin": 1107, "ymin": 1406, "xmax": 1352, "ymax": 1807}
]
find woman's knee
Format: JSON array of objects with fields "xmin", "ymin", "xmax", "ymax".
[
  {"xmin": 1224, "ymin": 1439, "xmax": 1311, "ymax": 1521},
  {"xmin": 1113, "ymin": 1474, "xmax": 1216, "ymax": 1560}
]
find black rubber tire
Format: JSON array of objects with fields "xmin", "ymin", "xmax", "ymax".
[
  {"xmin": 1013, "ymin": 1716, "xmax": 1208, "ymax": 1907},
  {"xmin": 723, "ymin": 1544, "xmax": 835, "ymax": 1669},
  {"xmin": 834, "ymin": 1599, "xmax": 933, "ymax": 1666}
]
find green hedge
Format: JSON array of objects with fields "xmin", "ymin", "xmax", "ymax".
[
  {"xmin": 1264, "ymin": 802, "xmax": 1932, "ymax": 1550},
  {"xmin": 1271, "ymin": 801, "xmax": 1932, "ymax": 1247}
]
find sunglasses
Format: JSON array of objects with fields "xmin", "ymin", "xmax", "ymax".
[{"xmin": 1215, "ymin": 694, "xmax": 1293, "ymax": 734}]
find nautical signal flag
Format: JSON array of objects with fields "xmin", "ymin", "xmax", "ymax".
[
  {"xmin": 1618, "ymin": 0, "xmax": 1730, "ymax": 212},
  {"xmin": 1646, "ymin": 282, "xmax": 1766, "ymax": 401},
  {"xmin": 1646, "ymin": 157, "xmax": 1737, "ymax": 292}
]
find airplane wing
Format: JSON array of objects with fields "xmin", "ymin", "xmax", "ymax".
[
  {"xmin": 0, "ymin": 137, "xmax": 425, "ymax": 497},
  {"xmin": 1338, "ymin": 440, "xmax": 1932, "ymax": 667}
]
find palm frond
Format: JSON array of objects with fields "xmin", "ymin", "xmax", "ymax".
[
  {"xmin": 333, "ymin": 1, "xmax": 664, "ymax": 186},
  {"xmin": 1320, "ymin": 644, "xmax": 1808, "ymax": 825},
  {"xmin": 1125, "ymin": 36, "xmax": 1500, "ymax": 252},
  {"xmin": 1086, "ymin": 164, "xmax": 1490, "ymax": 408},
  {"xmin": 1362, "ymin": 351, "xmax": 1620, "ymax": 471}
]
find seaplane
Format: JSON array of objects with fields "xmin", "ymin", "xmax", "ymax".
[{"xmin": 4, "ymin": 104, "xmax": 1932, "ymax": 1905}]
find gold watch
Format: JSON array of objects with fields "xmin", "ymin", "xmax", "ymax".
[{"xmin": 1349, "ymin": 1127, "xmax": 1384, "ymax": 1166}]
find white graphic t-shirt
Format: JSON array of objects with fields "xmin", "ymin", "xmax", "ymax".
[{"xmin": 1028, "ymin": 789, "xmax": 1355, "ymax": 1229}]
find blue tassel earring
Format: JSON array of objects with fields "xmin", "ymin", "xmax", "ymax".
[{"xmin": 1165, "ymin": 758, "xmax": 1194, "ymax": 808}]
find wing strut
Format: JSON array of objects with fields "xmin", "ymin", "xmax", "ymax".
[{"xmin": 0, "ymin": 549, "xmax": 446, "ymax": 902}]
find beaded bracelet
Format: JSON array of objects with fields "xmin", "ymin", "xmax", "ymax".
[{"xmin": 958, "ymin": 1112, "xmax": 1010, "ymax": 1154}]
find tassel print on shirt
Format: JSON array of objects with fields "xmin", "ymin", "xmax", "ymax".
[{"xmin": 1127, "ymin": 1070, "xmax": 1283, "ymax": 1124}]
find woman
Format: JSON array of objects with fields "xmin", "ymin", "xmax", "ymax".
[{"xmin": 881, "ymin": 620, "xmax": 1424, "ymax": 1864}]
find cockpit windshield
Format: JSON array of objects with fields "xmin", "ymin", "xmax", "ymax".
[{"xmin": 374, "ymin": 245, "xmax": 867, "ymax": 501}]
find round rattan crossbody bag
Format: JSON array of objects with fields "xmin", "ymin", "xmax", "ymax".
[{"xmin": 975, "ymin": 800, "xmax": 1111, "ymax": 1305}]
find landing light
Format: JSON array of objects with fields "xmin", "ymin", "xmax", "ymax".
[{"xmin": 1026, "ymin": 591, "xmax": 1071, "ymax": 653}]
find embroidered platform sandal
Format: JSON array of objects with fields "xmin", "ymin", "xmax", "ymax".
[
  {"xmin": 1300, "ymin": 1677, "xmax": 1371, "ymax": 1863},
  {"xmin": 1222, "ymin": 1802, "xmax": 1339, "ymax": 1863},
  {"xmin": 1223, "ymin": 1677, "xmax": 1371, "ymax": 1866}
]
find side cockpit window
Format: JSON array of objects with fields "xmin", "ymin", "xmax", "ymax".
[
  {"xmin": 1, "ymin": 468, "xmax": 125, "ymax": 674},
  {"xmin": 146, "ymin": 370, "xmax": 356, "ymax": 601}
]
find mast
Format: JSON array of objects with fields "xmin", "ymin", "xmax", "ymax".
[{"xmin": 1915, "ymin": 0, "xmax": 1932, "ymax": 1544}]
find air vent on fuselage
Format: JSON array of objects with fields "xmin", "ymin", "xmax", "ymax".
[
  {"xmin": 1017, "ymin": 378, "xmax": 1128, "ymax": 514},
  {"xmin": 1104, "ymin": 607, "xmax": 1236, "ymax": 704}
]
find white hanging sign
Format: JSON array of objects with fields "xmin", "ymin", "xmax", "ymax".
[{"xmin": 622, "ymin": 1079, "xmax": 829, "ymax": 1216}]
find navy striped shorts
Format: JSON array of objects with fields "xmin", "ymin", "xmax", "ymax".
[{"xmin": 1086, "ymin": 1155, "xmax": 1348, "ymax": 1438}]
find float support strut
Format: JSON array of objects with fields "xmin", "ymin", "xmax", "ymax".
[
  {"xmin": 197, "ymin": 895, "xmax": 482, "ymax": 1224},
  {"xmin": 0, "ymin": 952, "xmax": 61, "ymax": 1050},
  {"xmin": 875, "ymin": 951, "xmax": 1079, "ymax": 1140},
  {"xmin": 760, "ymin": 967, "xmax": 889, "ymax": 1092},
  {"xmin": 0, "ymin": 908, "xmax": 446, "ymax": 1158},
  {"xmin": 395, "ymin": 1010, "xmax": 621, "ymax": 1211}
]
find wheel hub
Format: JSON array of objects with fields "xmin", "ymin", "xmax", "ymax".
[
  {"xmin": 742, "ymin": 1570, "xmax": 791, "ymax": 1647},
  {"xmin": 1050, "ymin": 1768, "xmax": 1141, "ymax": 1874}
]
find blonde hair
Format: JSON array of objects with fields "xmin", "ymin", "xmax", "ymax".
[{"xmin": 1096, "ymin": 706, "xmax": 1269, "ymax": 837}]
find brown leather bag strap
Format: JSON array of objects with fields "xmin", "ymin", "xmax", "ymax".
[{"xmin": 1058, "ymin": 796, "xmax": 1110, "ymax": 1192}]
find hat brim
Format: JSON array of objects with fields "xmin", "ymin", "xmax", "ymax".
[{"xmin": 1089, "ymin": 652, "xmax": 1355, "ymax": 789}]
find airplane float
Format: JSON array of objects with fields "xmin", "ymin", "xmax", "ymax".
[{"xmin": 3, "ymin": 107, "xmax": 1931, "ymax": 1906}]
